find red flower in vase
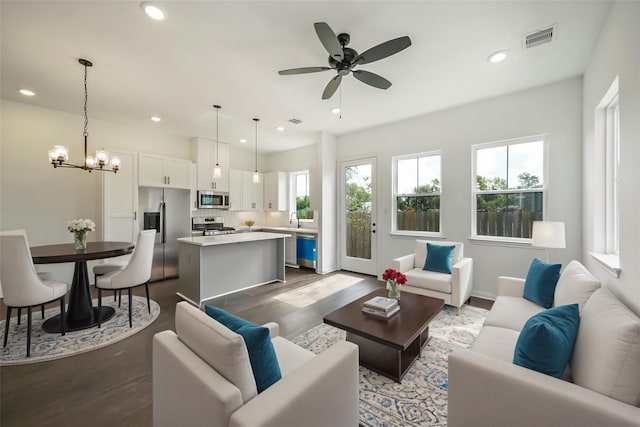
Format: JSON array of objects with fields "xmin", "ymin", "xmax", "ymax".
[{"xmin": 382, "ymin": 268, "xmax": 407, "ymax": 285}]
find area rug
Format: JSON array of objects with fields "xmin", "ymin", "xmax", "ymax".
[
  {"xmin": 0, "ymin": 296, "xmax": 160, "ymax": 365},
  {"xmin": 292, "ymin": 304, "xmax": 488, "ymax": 427}
]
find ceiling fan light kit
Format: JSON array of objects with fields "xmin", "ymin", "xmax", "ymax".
[{"xmin": 278, "ymin": 22, "xmax": 411, "ymax": 99}]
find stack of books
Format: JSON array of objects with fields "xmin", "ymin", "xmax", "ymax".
[{"xmin": 362, "ymin": 296, "xmax": 400, "ymax": 318}]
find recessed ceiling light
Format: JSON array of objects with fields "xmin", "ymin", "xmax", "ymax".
[
  {"xmin": 240, "ymin": 138, "xmax": 247, "ymax": 144},
  {"xmin": 488, "ymin": 50, "xmax": 509, "ymax": 63},
  {"xmin": 19, "ymin": 89, "xmax": 35, "ymax": 96},
  {"xmin": 276, "ymin": 126, "xmax": 284, "ymax": 132},
  {"xmin": 331, "ymin": 107, "xmax": 341, "ymax": 114},
  {"xmin": 140, "ymin": 2, "xmax": 166, "ymax": 20},
  {"xmin": 150, "ymin": 116, "xmax": 161, "ymax": 122}
]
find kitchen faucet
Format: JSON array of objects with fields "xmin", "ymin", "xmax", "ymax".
[{"xmin": 289, "ymin": 211, "xmax": 301, "ymax": 228}]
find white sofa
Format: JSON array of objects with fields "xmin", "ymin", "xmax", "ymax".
[
  {"xmin": 153, "ymin": 302, "xmax": 359, "ymax": 427},
  {"xmin": 448, "ymin": 260, "xmax": 640, "ymax": 427},
  {"xmin": 392, "ymin": 240, "xmax": 473, "ymax": 314}
]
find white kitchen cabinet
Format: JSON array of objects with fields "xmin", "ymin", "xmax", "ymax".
[
  {"xmin": 192, "ymin": 138, "xmax": 229, "ymax": 192},
  {"xmin": 102, "ymin": 150, "xmax": 138, "ymax": 243},
  {"xmin": 139, "ymin": 153, "xmax": 191, "ymax": 189},
  {"xmin": 264, "ymin": 171, "xmax": 288, "ymax": 211},
  {"xmin": 229, "ymin": 169, "xmax": 263, "ymax": 211}
]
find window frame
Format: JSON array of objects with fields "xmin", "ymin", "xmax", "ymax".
[
  {"xmin": 289, "ymin": 169, "xmax": 312, "ymax": 222},
  {"xmin": 605, "ymin": 95, "xmax": 620, "ymax": 256},
  {"xmin": 471, "ymin": 134, "xmax": 548, "ymax": 243},
  {"xmin": 391, "ymin": 150, "xmax": 443, "ymax": 237}
]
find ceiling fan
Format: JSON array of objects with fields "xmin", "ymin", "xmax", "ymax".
[{"xmin": 278, "ymin": 22, "xmax": 412, "ymax": 100}]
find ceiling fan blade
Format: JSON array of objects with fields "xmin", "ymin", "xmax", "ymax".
[
  {"xmin": 352, "ymin": 70, "xmax": 392, "ymax": 89},
  {"xmin": 314, "ymin": 22, "xmax": 344, "ymax": 61},
  {"xmin": 278, "ymin": 67, "xmax": 331, "ymax": 75},
  {"xmin": 322, "ymin": 75, "xmax": 342, "ymax": 100},
  {"xmin": 353, "ymin": 36, "xmax": 412, "ymax": 65}
]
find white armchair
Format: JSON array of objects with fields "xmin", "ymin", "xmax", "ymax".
[
  {"xmin": 153, "ymin": 302, "xmax": 360, "ymax": 427},
  {"xmin": 392, "ymin": 240, "xmax": 473, "ymax": 315}
]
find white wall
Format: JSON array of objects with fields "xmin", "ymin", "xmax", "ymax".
[
  {"xmin": 336, "ymin": 78, "xmax": 584, "ymax": 298},
  {"xmin": 582, "ymin": 2, "xmax": 640, "ymax": 314}
]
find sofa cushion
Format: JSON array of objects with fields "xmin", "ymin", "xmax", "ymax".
[
  {"xmin": 414, "ymin": 240, "xmax": 463, "ymax": 269},
  {"xmin": 513, "ymin": 304, "xmax": 580, "ymax": 378},
  {"xmin": 205, "ymin": 305, "xmax": 282, "ymax": 393},
  {"xmin": 523, "ymin": 258, "xmax": 561, "ymax": 309},
  {"xmin": 423, "ymin": 243, "xmax": 455, "ymax": 274},
  {"xmin": 470, "ymin": 325, "xmax": 520, "ymax": 363},
  {"xmin": 553, "ymin": 260, "xmax": 601, "ymax": 312},
  {"xmin": 271, "ymin": 336, "xmax": 316, "ymax": 376},
  {"xmin": 404, "ymin": 268, "xmax": 452, "ymax": 294},
  {"xmin": 174, "ymin": 302, "xmax": 257, "ymax": 402},
  {"xmin": 483, "ymin": 296, "xmax": 544, "ymax": 331},
  {"xmin": 571, "ymin": 288, "xmax": 640, "ymax": 405}
]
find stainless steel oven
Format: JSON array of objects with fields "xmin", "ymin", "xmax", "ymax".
[{"xmin": 197, "ymin": 191, "xmax": 229, "ymax": 209}]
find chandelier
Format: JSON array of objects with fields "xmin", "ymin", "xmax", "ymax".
[
  {"xmin": 252, "ymin": 118, "xmax": 260, "ymax": 183},
  {"xmin": 48, "ymin": 58, "xmax": 120, "ymax": 173}
]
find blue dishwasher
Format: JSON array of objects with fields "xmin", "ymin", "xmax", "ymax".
[{"xmin": 296, "ymin": 234, "xmax": 317, "ymax": 269}]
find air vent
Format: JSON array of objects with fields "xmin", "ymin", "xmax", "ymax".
[
  {"xmin": 288, "ymin": 118, "xmax": 303, "ymax": 125},
  {"xmin": 524, "ymin": 25, "xmax": 555, "ymax": 49}
]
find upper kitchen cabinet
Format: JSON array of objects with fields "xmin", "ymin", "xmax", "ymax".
[
  {"xmin": 192, "ymin": 138, "xmax": 229, "ymax": 192},
  {"xmin": 229, "ymin": 169, "xmax": 263, "ymax": 211},
  {"xmin": 264, "ymin": 171, "xmax": 288, "ymax": 211},
  {"xmin": 139, "ymin": 153, "xmax": 191, "ymax": 189}
]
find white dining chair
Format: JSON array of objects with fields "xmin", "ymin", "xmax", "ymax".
[
  {"xmin": 0, "ymin": 229, "xmax": 68, "ymax": 357},
  {"xmin": 93, "ymin": 261, "xmax": 127, "ymax": 305},
  {"xmin": 95, "ymin": 230, "xmax": 156, "ymax": 327}
]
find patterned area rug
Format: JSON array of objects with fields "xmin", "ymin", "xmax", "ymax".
[
  {"xmin": 1, "ymin": 296, "xmax": 160, "ymax": 365},
  {"xmin": 292, "ymin": 304, "xmax": 487, "ymax": 427}
]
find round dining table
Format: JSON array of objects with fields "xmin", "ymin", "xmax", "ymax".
[{"xmin": 30, "ymin": 241, "xmax": 135, "ymax": 333}]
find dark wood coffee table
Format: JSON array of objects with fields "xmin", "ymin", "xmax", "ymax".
[{"xmin": 323, "ymin": 288, "xmax": 444, "ymax": 382}]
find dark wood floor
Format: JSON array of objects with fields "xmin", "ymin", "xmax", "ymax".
[{"xmin": 0, "ymin": 268, "xmax": 492, "ymax": 426}]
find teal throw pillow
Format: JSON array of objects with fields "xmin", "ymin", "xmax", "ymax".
[
  {"xmin": 423, "ymin": 243, "xmax": 456, "ymax": 274},
  {"xmin": 204, "ymin": 305, "xmax": 282, "ymax": 393},
  {"xmin": 513, "ymin": 304, "xmax": 580, "ymax": 378},
  {"xmin": 523, "ymin": 258, "xmax": 561, "ymax": 308}
]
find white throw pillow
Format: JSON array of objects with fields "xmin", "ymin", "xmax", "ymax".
[
  {"xmin": 553, "ymin": 260, "xmax": 601, "ymax": 312},
  {"xmin": 571, "ymin": 288, "xmax": 640, "ymax": 405},
  {"xmin": 174, "ymin": 302, "xmax": 257, "ymax": 402}
]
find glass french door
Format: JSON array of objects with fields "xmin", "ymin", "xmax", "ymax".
[{"xmin": 340, "ymin": 157, "xmax": 377, "ymax": 275}]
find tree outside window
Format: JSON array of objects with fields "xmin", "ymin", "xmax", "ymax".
[
  {"xmin": 473, "ymin": 139, "xmax": 545, "ymax": 239},
  {"xmin": 393, "ymin": 152, "xmax": 441, "ymax": 234}
]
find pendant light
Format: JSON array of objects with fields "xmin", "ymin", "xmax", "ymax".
[
  {"xmin": 212, "ymin": 105, "xmax": 222, "ymax": 178},
  {"xmin": 252, "ymin": 118, "xmax": 260, "ymax": 183},
  {"xmin": 48, "ymin": 58, "xmax": 120, "ymax": 173}
]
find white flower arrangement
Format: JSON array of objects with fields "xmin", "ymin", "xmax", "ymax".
[{"xmin": 67, "ymin": 218, "xmax": 96, "ymax": 233}]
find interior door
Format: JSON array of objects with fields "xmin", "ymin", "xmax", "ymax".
[{"xmin": 340, "ymin": 157, "xmax": 377, "ymax": 275}]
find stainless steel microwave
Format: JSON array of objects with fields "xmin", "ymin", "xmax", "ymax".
[{"xmin": 197, "ymin": 191, "xmax": 229, "ymax": 209}]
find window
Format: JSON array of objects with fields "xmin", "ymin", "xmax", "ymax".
[
  {"xmin": 605, "ymin": 95, "xmax": 620, "ymax": 255},
  {"xmin": 290, "ymin": 170, "xmax": 310, "ymax": 218},
  {"xmin": 392, "ymin": 151, "xmax": 441, "ymax": 234},
  {"xmin": 591, "ymin": 77, "xmax": 620, "ymax": 277},
  {"xmin": 472, "ymin": 136, "xmax": 545, "ymax": 240}
]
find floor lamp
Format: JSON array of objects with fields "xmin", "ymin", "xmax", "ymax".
[{"xmin": 531, "ymin": 221, "xmax": 566, "ymax": 263}]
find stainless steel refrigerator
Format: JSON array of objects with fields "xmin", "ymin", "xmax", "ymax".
[{"xmin": 139, "ymin": 187, "xmax": 191, "ymax": 281}]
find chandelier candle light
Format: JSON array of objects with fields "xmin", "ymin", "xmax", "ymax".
[
  {"xmin": 383, "ymin": 268, "xmax": 407, "ymax": 300},
  {"xmin": 48, "ymin": 59, "xmax": 120, "ymax": 173},
  {"xmin": 67, "ymin": 218, "xmax": 96, "ymax": 250}
]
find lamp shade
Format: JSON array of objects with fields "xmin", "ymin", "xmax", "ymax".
[{"xmin": 532, "ymin": 221, "xmax": 566, "ymax": 249}]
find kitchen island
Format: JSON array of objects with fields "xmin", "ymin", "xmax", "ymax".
[{"xmin": 176, "ymin": 232, "xmax": 291, "ymax": 306}]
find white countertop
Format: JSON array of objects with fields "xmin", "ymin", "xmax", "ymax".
[
  {"xmin": 258, "ymin": 226, "xmax": 318, "ymax": 234},
  {"xmin": 178, "ymin": 231, "xmax": 291, "ymax": 247}
]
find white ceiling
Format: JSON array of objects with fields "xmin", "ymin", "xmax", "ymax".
[{"xmin": 1, "ymin": 1, "xmax": 610, "ymax": 154}]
